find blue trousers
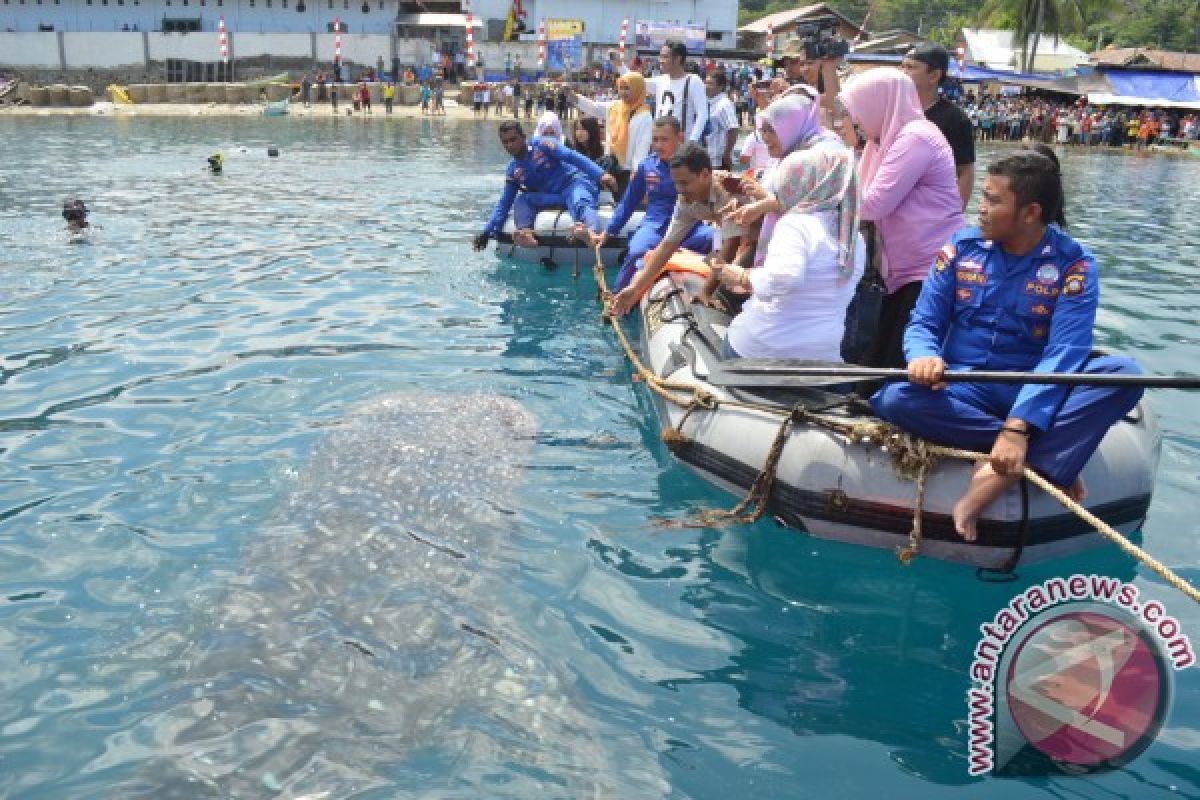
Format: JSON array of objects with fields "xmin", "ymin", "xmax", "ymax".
[
  {"xmin": 513, "ymin": 181, "xmax": 600, "ymax": 232},
  {"xmin": 613, "ymin": 221, "xmax": 714, "ymax": 293},
  {"xmin": 869, "ymin": 355, "xmax": 1144, "ymax": 486}
]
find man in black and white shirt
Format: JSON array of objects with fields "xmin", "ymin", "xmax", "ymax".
[
  {"xmin": 704, "ymin": 71, "xmax": 738, "ymax": 171},
  {"xmin": 647, "ymin": 39, "xmax": 709, "ymax": 144}
]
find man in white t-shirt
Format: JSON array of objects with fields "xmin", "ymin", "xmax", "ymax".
[
  {"xmin": 646, "ymin": 40, "xmax": 709, "ymax": 144},
  {"xmin": 704, "ymin": 71, "xmax": 738, "ymax": 171}
]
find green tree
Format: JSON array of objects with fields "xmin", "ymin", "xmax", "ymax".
[{"xmin": 980, "ymin": 0, "xmax": 1088, "ymax": 70}]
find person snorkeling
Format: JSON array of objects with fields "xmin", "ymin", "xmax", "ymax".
[
  {"xmin": 207, "ymin": 152, "xmax": 224, "ymax": 174},
  {"xmin": 62, "ymin": 198, "xmax": 91, "ymax": 236}
]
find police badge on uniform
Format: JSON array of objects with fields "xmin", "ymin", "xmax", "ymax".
[{"xmin": 1036, "ymin": 263, "xmax": 1060, "ymax": 284}]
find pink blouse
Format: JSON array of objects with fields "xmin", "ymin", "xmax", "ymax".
[{"xmin": 858, "ymin": 120, "xmax": 964, "ymax": 294}]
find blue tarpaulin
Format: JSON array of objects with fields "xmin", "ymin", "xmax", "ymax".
[{"xmin": 1103, "ymin": 70, "xmax": 1200, "ymax": 103}]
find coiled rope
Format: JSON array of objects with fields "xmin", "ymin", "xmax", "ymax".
[{"xmin": 592, "ymin": 247, "xmax": 1199, "ymax": 604}]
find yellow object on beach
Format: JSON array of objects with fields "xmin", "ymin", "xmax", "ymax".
[{"xmin": 107, "ymin": 85, "xmax": 133, "ymax": 104}]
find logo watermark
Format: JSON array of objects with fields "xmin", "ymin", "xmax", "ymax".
[{"xmin": 966, "ymin": 574, "xmax": 1193, "ymax": 776}]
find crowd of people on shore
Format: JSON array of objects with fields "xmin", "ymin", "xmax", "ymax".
[
  {"xmin": 964, "ymin": 95, "xmax": 1200, "ymax": 147},
  {"xmin": 473, "ymin": 41, "xmax": 1146, "ymax": 541}
]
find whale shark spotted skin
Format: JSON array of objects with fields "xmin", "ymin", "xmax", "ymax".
[{"xmin": 111, "ymin": 394, "xmax": 662, "ymax": 799}]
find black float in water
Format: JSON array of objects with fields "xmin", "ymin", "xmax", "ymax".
[{"xmin": 267, "ymin": 147, "xmax": 280, "ymax": 157}]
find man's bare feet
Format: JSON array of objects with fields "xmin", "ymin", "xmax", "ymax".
[
  {"xmin": 513, "ymin": 229, "xmax": 538, "ymax": 248},
  {"xmin": 951, "ymin": 463, "xmax": 1022, "ymax": 542}
]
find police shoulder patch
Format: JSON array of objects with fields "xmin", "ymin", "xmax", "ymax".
[
  {"xmin": 1063, "ymin": 274, "xmax": 1086, "ymax": 296},
  {"xmin": 935, "ymin": 243, "xmax": 956, "ymax": 272}
]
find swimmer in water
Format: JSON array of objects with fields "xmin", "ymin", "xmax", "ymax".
[{"xmin": 62, "ymin": 198, "xmax": 91, "ymax": 237}]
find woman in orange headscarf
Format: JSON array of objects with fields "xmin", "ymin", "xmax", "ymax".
[{"xmin": 572, "ymin": 72, "xmax": 652, "ymax": 197}]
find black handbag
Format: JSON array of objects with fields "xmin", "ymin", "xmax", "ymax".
[{"xmin": 840, "ymin": 221, "xmax": 885, "ymax": 365}]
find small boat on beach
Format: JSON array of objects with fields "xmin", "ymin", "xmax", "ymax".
[
  {"xmin": 263, "ymin": 98, "xmax": 290, "ymax": 116},
  {"xmin": 495, "ymin": 207, "xmax": 644, "ymax": 268},
  {"xmin": 633, "ymin": 270, "xmax": 1162, "ymax": 570}
]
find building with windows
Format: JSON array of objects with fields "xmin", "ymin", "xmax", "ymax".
[{"xmin": 1, "ymin": 0, "xmax": 738, "ymax": 77}]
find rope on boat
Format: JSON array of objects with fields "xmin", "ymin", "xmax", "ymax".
[{"xmin": 593, "ymin": 247, "xmax": 1200, "ymax": 604}]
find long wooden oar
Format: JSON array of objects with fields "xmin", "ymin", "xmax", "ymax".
[{"xmin": 718, "ymin": 361, "xmax": 1200, "ymax": 389}]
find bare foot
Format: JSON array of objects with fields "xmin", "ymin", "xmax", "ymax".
[
  {"xmin": 570, "ymin": 222, "xmax": 589, "ymax": 241},
  {"xmin": 952, "ymin": 499, "xmax": 980, "ymax": 542},
  {"xmin": 1068, "ymin": 478, "xmax": 1087, "ymax": 503},
  {"xmin": 952, "ymin": 463, "xmax": 1022, "ymax": 542},
  {"xmin": 513, "ymin": 229, "xmax": 538, "ymax": 248}
]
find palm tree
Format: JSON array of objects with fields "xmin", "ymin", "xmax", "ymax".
[{"xmin": 982, "ymin": 0, "xmax": 1087, "ymax": 71}]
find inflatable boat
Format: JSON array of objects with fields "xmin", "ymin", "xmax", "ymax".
[
  {"xmin": 634, "ymin": 271, "xmax": 1162, "ymax": 570},
  {"xmin": 494, "ymin": 206, "xmax": 645, "ymax": 268}
]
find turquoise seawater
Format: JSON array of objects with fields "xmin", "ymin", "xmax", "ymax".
[{"xmin": 0, "ymin": 115, "xmax": 1196, "ymax": 798}]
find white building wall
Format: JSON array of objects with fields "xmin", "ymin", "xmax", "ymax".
[
  {"xmin": 146, "ymin": 30, "xmax": 220, "ymax": 59},
  {"xmin": 314, "ymin": 31, "xmax": 386, "ymax": 63},
  {"xmin": 0, "ymin": 32, "xmax": 62, "ymax": 67},
  {"xmin": 468, "ymin": 0, "xmax": 738, "ymax": 45},
  {"xmin": 235, "ymin": 30, "xmax": 310, "ymax": 57},
  {"xmin": 63, "ymin": 31, "xmax": 145, "ymax": 66},
  {"xmin": 2, "ymin": 0, "xmax": 737, "ymax": 40},
  {"xmin": 0, "ymin": 0, "xmax": 395, "ymax": 33}
]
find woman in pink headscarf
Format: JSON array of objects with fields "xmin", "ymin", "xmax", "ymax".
[{"xmin": 838, "ymin": 67, "xmax": 964, "ymax": 368}]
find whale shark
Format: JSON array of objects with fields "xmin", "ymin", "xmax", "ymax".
[{"xmin": 104, "ymin": 393, "xmax": 664, "ymax": 798}]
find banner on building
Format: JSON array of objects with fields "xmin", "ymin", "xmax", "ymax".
[
  {"xmin": 546, "ymin": 36, "xmax": 583, "ymax": 71},
  {"xmin": 502, "ymin": 0, "xmax": 527, "ymax": 41},
  {"xmin": 546, "ymin": 18, "xmax": 585, "ymax": 40},
  {"xmin": 633, "ymin": 20, "xmax": 706, "ymax": 55}
]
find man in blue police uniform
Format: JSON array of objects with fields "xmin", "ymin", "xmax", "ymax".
[
  {"xmin": 591, "ymin": 115, "xmax": 715, "ymax": 292},
  {"xmin": 871, "ymin": 151, "xmax": 1144, "ymax": 541},
  {"xmin": 473, "ymin": 120, "xmax": 616, "ymax": 251}
]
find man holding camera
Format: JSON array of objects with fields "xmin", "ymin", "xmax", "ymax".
[
  {"xmin": 901, "ymin": 43, "xmax": 975, "ymax": 209},
  {"xmin": 773, "ymin": 38, "xmax": 842, "ymax": 128}
]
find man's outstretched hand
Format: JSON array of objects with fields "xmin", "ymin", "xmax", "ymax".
[{"xmin": 472, "ymin": 231, "xmax": 491, "ymax": 252}]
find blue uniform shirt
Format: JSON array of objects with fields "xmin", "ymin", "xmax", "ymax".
[
  {"xmin": 485, "ymin": 136, "xmax": 606, "ymax": 235},
  {"xmin": 606, "ymin": 152, "xmax": 678, "ymax": 237},
  {"xmin": 903, "ymin": 225, "xmax": 1099, "ymax": 431}
]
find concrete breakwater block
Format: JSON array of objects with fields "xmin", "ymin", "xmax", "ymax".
[
  {"xmin": 165, "ymin": 83, "xmax": 187, "ymax": 102},
  {"xmin": 68, "ymin": 86, "xmax": 95, "ymax": 106},
  {"xmin": 29, "ymin": 86, "xmax": 50, "ymax": 106},
  {"xmin": 205, "ymin": 84, "xmax": 227, "ymax": 103},
  {"xmin": 127, "ymin": 84, "xmax": 151, "ymax": 103},
  {"xmin": 400, "ymin": 85, "xmax": 421, "ymax": 105},
  {"xmin": 185, "ymin": 83, "xmax": 208, "ymax": 103},
  {"xmin": 48, "ymin": 84, "xmax": 70, "ymax": 105},
  {"xmin": 146, "ymin": 83, "xmax": 167, "ymax": 102}
]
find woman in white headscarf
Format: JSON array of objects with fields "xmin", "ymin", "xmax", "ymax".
[
  {"xmin": 712, "ymin": 90, "xmax": 864, "ymax": 362},
  {"xmin": 533, "ymin": 110, "xmax": 567, "ymax": 146}
]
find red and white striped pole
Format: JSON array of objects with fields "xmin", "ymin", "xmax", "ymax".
[
  {"xmin": 766, "ymin": 21, "xmax": 774, "ymax": 58},
  {"xmin": 464, "ymin": 0, "xmax": 475, "ymax": 76},
  {"xmin": 218, "ymin": 15, "xmax": 228, "ymax": 66},
  {"xmin": 537, "ymin": 20, "xmax": 545, "ymax": 70},
  {"xmin": 957, "ymin": 42, "xmax": 965, "ymax": 80},
  {"xmin": 618, "ymin": 17, "xmax": 628, "ymax": 63},
  {"xmin": 334, "ymin": 17, "xmax": 342, "ymax": 70}
]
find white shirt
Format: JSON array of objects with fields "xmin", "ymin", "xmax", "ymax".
[
  {"xmin": 573, "ymin": 95, "xmax": 653, "ymax": 167},
  {"xmin": 738, "ymin": 129, "xmax": 776, "ymax": 172},
  {"xmin": 705, "ymin": 93, "xmax": 738, "ymax": 167},
  {"xmin": 647, "ymin": 73, "xmax": 709, "ymax": 143},
  {"xmin": 727, "ymin": 211, "xmax": 866, "ymax": 361}
]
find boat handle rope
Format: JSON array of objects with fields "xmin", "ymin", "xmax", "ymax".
[{"xmin": 591, "ymin": 246, "xmax": 1200, "ymax": 605}]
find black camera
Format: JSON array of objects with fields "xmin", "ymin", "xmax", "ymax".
[{"xmin": 795, "ymin": 16, "xmax": 850, "ymax": 61}]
